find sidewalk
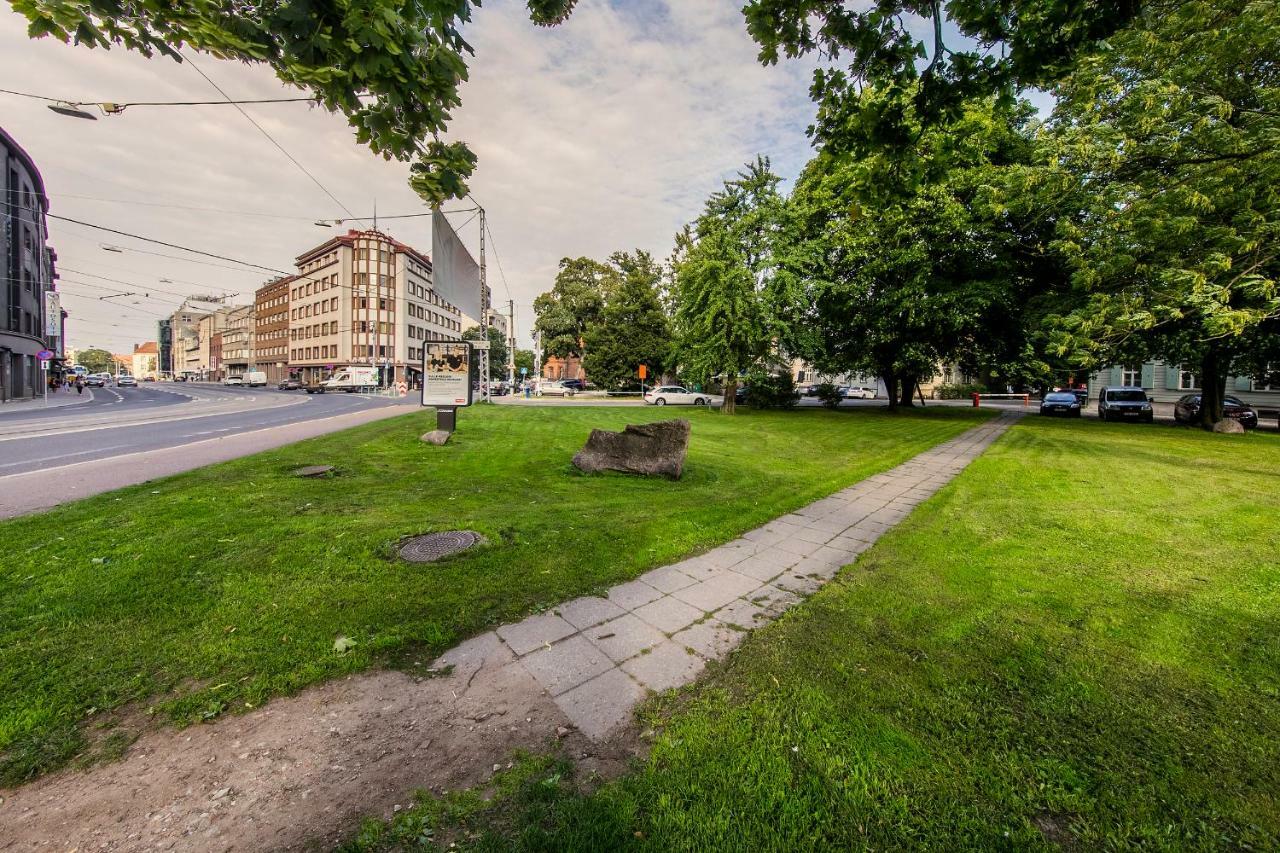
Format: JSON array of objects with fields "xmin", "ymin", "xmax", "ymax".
[
  {"xmin": 0, "ymin": 389, "xmax": 95, "ymax": 410},
  {"xmin": 0, "ymin": 413, "xmax": 1017, "ymax": 850}
]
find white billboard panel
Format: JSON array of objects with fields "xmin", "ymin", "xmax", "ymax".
[{"xmin": 431, "ymin": 212, "xmax": 482, "ymax": 321}]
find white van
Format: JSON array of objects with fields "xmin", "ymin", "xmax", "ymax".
[
  {"xmin": 309, "ymin": 366, "xmax": 379, "ymax": 394},
  {"xmin": 243, "ymin": 370, "xmax": 267, "ymax": 387}
]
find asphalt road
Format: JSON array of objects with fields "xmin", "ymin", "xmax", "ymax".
[{"xmin": 0, "ymin": 383, "xmax": 416, "ymax": 478}]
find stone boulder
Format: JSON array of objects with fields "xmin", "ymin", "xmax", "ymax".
[
  {"xmin": 572, "ymin": 419, "xmax": 691, "ymax": 479},
  {"xmin": 421, "ymin": 430, "xmax": 452, "ymax": 446},
  {"xmin": 1211, "ymin": 418, "xmax": 1246, "ymax": 434}
]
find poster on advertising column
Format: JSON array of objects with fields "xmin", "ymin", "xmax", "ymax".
[{"xmin": 421, "ymin": 340, "xmax": 473, "ymax": 407}]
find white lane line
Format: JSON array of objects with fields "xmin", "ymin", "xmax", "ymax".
[{"xmin": 0, "ymin": 443, "xmax": 136, "ymax": 470}]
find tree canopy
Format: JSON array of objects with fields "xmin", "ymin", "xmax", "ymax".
[
  {"xmin": 582, "ymin": 251, "xmax": 672, "ymax": 390},
  {"xmin": 532, "ymin": 257, "xmax": 617, "ymax": 361},
  {"xmin": 10, "ymin": 0, "xmax": 579, "ymax": 204},
  {"xmin": 672, "ymin": 157, "xmax": 786, "ymax": 414}
]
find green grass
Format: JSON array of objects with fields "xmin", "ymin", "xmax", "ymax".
[
  {"xmin": 0, "ymin": 404, "xmax": 987, "ymax": 786},
  {"xmin": 344, "ymin": 418, "xmax": 1280, "ymax": 851}
]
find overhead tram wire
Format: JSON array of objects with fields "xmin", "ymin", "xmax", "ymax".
[
  {"xmin": 48, "ymin": 194, "xmax": 476, "ymax": 223},
  {"xmin": 179, "ymin": 51, "xmax": 359, "ymax": 222},
  {"xmin": 0, "ymin": 86, "xmax": 319, "ymax": 111}
]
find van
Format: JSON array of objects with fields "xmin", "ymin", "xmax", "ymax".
[
  {"xmin": 243, "ymin": 370, "xmax": 267, "ymax": 387},
  {"xmin": 308, "ymin": 366, "xmax": 379, "ymax": 394}
]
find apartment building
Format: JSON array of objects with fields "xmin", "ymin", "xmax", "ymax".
[
  {"xmin": 130, "ymin": 341, "xmax": 158, "ymax": 379},
  {"xmin": 1088, "ymin": 361, "xmax": 1280, "ymax": 407},
  {"xmin": 219, "ymin": 304, "xmax": 254, "ymax": 379},
  {"xmin": 253, "ymin": 276, "xmax": 292, "ymax": 383},
  {"xmin": 290, "ymin": 229, "xmax": 463, "ymax": 385}
]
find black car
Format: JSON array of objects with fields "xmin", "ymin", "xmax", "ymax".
[
  {"xmin": 1040, "ymin": 391, "xmax": 1082, "ymax": 417},
  {"xmin": 561, "ymin": 378, "xmax": 586, "ymax": 392},
  {"xmin": 1098, "ymin": 386, "xmax": 1154, "ymax": 422},
  {"xmin": 1173, "ymin": 394, "xmax": 1258, "ymax": 429},
  {"xmin": 277, "ymin": 378, "xmax": 303, "ymax": 390}
]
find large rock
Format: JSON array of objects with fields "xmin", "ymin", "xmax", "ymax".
[
  {"xmin": 572, "ymin": 419, "xmax": 691, "ymax": 479},
  {"xmin": 1211, "ymin": 419, "xmax": 1246, "ymax": 434},
  {"xmin": 420, "ymin": 430, "xmax": 452, "ymax": 446}
]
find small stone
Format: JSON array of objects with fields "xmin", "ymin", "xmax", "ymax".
[
  {"xmin": 555, "ymin": 726, "xmax": 572, "ymax": 738},
  {"xmin": 492, "ymin": 763, "xmax": 502, "ymax": 773},
  {"xmin": 1211, "ymin": 419, "xmax": 1245, "ymax": 434},
  {"xmin": 210, "ymin": 787, "xmax": 231, "ymax": 801},
  {"xmin": 420, "ymin": 430, "xmax": 452, "ymax": 446}
]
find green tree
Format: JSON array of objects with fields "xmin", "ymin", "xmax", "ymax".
[
  {"xmin": 779, "ymin": 90, "xmax": 1058, "ymax": 407},
  {"xmin": 1038, "ymin": 0, "xmax": 1280, "ymax": 427},
  {"xmin": 75, "ymin": 347, "xmax": 113, "ymax": 373},
  {"xmin": 10, "ymin": 0, "xmax": 578, "ymax": 204},
  {"xmin": 582, "ymin": 251, "xmax": 672, "ymax": 390},
  {"xmin": 513, "ymin": 348, "xmax": 535, "ymax": 379},
  {"xmin": 461, "ymin": 324, "xmax": 509, "ymax": 381},
  {"xmin": 532, "ymin": 257, "xmax": 617, "ymax": 361},
  {"xmin": 673, "ymin": 158, "xmax": 785, "ymax": 414}
]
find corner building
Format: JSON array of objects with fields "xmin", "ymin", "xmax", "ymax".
[{"xmin": 290, "ymin": 230, "xmax": 462, "ymax": 386}]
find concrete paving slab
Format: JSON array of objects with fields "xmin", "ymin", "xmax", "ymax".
[
  {"xmin": 666, "ymin": 556, "xmax": 721, "ymax": 582},
  {"xmin": 671, "ymin": 571, "xmax": 760, "ymax": 612},
  {"xmin": 606, "ymin": 579, "xmax": 664, "ymax": 611},
  {"xmin": 732, "ymin": 548, "xmax": 800, "ymax": 582},
  {"xmin": 638, "ymin": 564, "xmax": 699, "ymax": 594},
  {"xmin": 773, "ymin": 536, "xmax": 825, "ymax": 558},
  {"xmin": 747, "ymin": 583, "xmax": 803, "ymax": 618},
  {"xmin": 585, "ymin": 613, "xmax": 666, "ymax": 663},
  {"xmin": 621, "ymin": 641, "xmax": 706, "ymax": 692},
  {"xmin": 713, "ymin": 597, "xmax": 769, "ymax": 628},
  {"xmin": 632, "ymin": 596, "xmax": 705, "ymax": 635},
  {"xmin": 519, "ymin": 635, "xmax": 614, "ymax": 696},
  {"xmin": 554, "ymin": 668, "xmax": 648, "ymax": 740},
  {"xmin": 496, "ymin": 612, "xmax": 577, "ymax": 656},
  {"xmin": 672, "ymin": 618, "xmax": 745, "ymax": 659},
  {"xmin": 556, "ymin": 596, "xmax": 626, "ymax": 631}
]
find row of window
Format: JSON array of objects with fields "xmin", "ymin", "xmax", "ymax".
[
  {"xmin": 294, "ymin": 322, "xmax": 337, "ymax": 340},
  {"xmin": 299, "ymin": 252, "xmax": 337, "ymax": 275},
  {"xmin": 294, "ymin": 297, "xmax": 339, "ymax": 320},
  {"xmin": 293, "ymin": 345, "xmax": 337, "ymax": 361}
]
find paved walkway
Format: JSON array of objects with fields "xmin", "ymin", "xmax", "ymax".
[{"xmin": 440, "ymin": 413, "xmax": 1017, "ymax": 739}]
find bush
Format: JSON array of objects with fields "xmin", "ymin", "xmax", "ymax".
[
  {"xmin": 745, "ymin": 371, "xmax": 799, "ymax": 409},
  {"xmin": 933, "ymin": 382, "xmax": 986, "ymax": 400},
  {"xmin": 816, "ymin": 382, "xmax": 843, "ymax": 409}
]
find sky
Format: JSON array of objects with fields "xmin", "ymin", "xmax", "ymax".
[{"xmin": 0, "ymin": 1, "xmax": 823, "ymax": 353}]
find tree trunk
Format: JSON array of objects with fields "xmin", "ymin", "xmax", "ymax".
[
  {"xmin": 1196, "ymin": 348, "xmax": 1228, "ymax": 429},
  {"xmin": 897, "ymin": 372, "xmax": 916, "ymax": 408},
  {"xmin": 884, "ymin": 373, "xmax": 900, "ymax": 411},
  {"xmin": 722, "ymin": 377, "xmax": 737, "ymax": 415}
]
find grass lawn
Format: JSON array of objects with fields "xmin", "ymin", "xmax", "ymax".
[
  {"xmin": 0, "ymin": 403, "xmax": 987, "ymax": 786},
  {"xmin": 344, "ymin": 417, "xmax": 1280, "ymax": 851}
]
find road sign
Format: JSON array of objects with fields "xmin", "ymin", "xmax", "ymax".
[
  {"xmin": 37, "ymin": 349, "xmax": 53, "ymax": 360},
  {"xmin": 638, "ymin": 364, "xmax": 648, "ymax": 379},
  {"xmin": 519, "ymin": 367, "xmax": 527, "ymax": 375}
]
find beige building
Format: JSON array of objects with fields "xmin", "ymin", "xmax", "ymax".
[
  {"xmin": 290, "ymin": 230, "xmax": 463, "ymax": 385},
  {"xmin": 220, "ymin": 305, "xmax": 254, "ymax": 379},
  {"xmin": 131, "ymin": 341, "xmax": 158, "ymax": 379}
]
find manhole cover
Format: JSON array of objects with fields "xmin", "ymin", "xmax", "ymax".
[
  {"xmin": 293, "ymin": 465, "xmax": 334, "ymax": 478},
  {"xmin": 399, "ymin": 530, "xmax": 483, "ymax": 563}
]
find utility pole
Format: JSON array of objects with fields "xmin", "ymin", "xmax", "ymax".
[
  {"xmin": 477, "ymin": 204, "xmax": 490, "ymax": 401},
  {"xmin": 506, "ymin": 298, "xmax": 516, "ymax": 385}
]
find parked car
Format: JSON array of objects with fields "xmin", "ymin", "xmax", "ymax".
[
  {"xmin": 84, "ymin": 375, "xmax": 106, "ymax": 387},
  {"xmin": 538, "ymin": 380, "xmax": 576, "ymax": 397},
  {"xmin": 1040, "ymin": 391, "xmax": 1082, "ymax": 417},
  {"xmin": 117, "ymin": 375, "xmax": 138, "ymax": 388},
  {"xmin": 561, "ymin": 378, "xmax": 586, "ymax": 392},
  {"xmin": 1173, "ymin": 394, "xmax": 1258, "ymax": 429},
  {"xmin": 1055, "ymin": 386, "xmax": 1088, "ymax": 404},
  {"xmin": 223, "ymin": 375, "xmax": 244, "ymax": 386},
  {"xmin": 277, "ymin": 378, "xmax": 303, "ymax": 390},
  {"xmin": 1097, "ymin": 386, "xmax": 1154, "ymax": 422},
  {"xmin": 843, "ymin": 386, "xmax": 877, "ymax": 399},
  {"xmin": 143, "ymin": 375, "xmax": 156, "ymax": 382},
  {"xmin": 644, "ymin": 386, "xmax": 719, "ymax": 406},
  {"xmin": 734, "ymin": 385, "xmax": 749, "ymax": 405},
  {"xmin": 801, "ymin": 384, "xmax": 822, "ymax": 396},
  {"xmin": 243, "ymin": 370, "xmax": 267, "ymax": 387}
]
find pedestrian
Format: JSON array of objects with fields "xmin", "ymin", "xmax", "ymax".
[{"xmin": 75, "ymin": 378, "xmax": 83, "ymax": 395}]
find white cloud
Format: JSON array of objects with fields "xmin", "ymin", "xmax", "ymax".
[{"xmin": 0, "ymin": 0, "xmax": 817, "ymax": 351}]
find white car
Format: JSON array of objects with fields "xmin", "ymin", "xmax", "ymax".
[
  {"xmin": 117, "ymin": 375, "xmax": 138, "ymax": 387},
  {"xmin": 842, "ymin": 386, "xmax": 877, "ymax": 399},
  {"xmin": 538, "ymin": 381, "xmax": 576, "ymax": 397},
  {"xmin": 644, "ymin": 386, "xmax": 719, "ymax": 406},
  {"xmin": 222, "ymin": 375, "xmax": 244, "ymax": 386}
]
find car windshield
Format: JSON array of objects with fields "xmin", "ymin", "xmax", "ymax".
[
  {"xmin": 1045, "ymin": 393, "xmax": 1076, "ymax": 402},
  {"xmin": 1224, "ymin": 396, "xmax": 1246, "ymax": 407},
  {"xmin": 1107, "ymin": 390, "xmax": 1147, "ymax": 402}
]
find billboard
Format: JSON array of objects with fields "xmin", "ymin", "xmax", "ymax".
[
  {"xmin": 421, "ymin": 340, "xmax": 473, "ymax": 407},
  {"xmin": 431, "ymin": 212, "xmax": 483, "ymax": 321},
  {"xmin": 44, "ymin": 291, "xmax": 61, "ymax": 337}
]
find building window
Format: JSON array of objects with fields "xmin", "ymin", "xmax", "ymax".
[
  {"xmin": 1180, "ymin": 370, "xmax": 1197, "ymax": 390},
  {"xmin": 1122, "ymin": 366, "xmax": 1141, "ymax": 386}
]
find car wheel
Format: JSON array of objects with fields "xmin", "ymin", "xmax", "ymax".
[
  {"xmin": 655, "ymin": 398, "xmax": 666, "ymax": 406},
  {"xmin": 695, "ymin": 397, "xmax": 707, "ymax": 406}
]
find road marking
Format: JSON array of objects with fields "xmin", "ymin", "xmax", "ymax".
[{"xmin": 0, "ymin": 443, "xmax": 135, "ymax": 470}]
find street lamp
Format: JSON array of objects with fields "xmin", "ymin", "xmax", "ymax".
[{"xmin": 47, "ymin": 102, "xmax": 96, "ymax": 120}]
